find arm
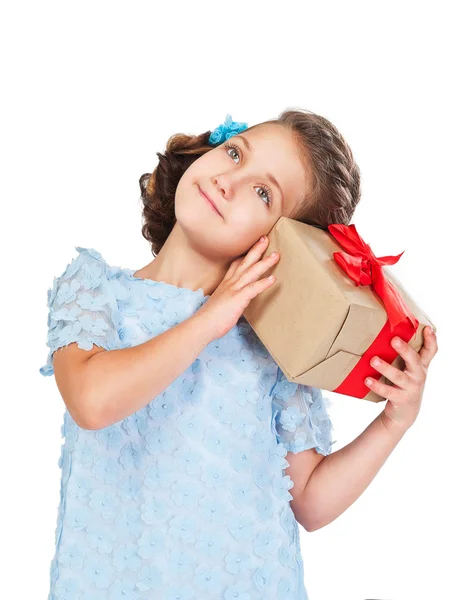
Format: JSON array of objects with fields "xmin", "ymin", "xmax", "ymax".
[
  {"xmin": 296, "ymin": 326, "xmax": 438, "ymax": 532},
  {"xmin": 79, "ymin": 312, "xmax": 213, "ymax": 429},
  {"xmin": 42, "ymin": 248, "xmax": 217, "ymax": 430},
  {"xmin": 284, "ymin": 448, "xmax": 326, "ymax": 530},
  {"xmin": 295, "ymin": 412, "xmax": 406, "ymax": 532}
]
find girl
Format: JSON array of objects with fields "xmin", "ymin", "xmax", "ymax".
[{"xmin": 40, "ymin": 110, "xmax": 438, "ymax": 600}]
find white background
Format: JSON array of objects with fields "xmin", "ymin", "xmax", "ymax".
[{"xmin": 2, "ymin": 1, "xmax": 448, "ymax": 599}]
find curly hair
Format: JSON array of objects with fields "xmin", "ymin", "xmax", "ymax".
[{"xmin": 140, "ymin": 108, "xmax": 362, "ymax": 256}]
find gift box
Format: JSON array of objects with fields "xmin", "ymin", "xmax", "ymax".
[{"xmin": 243, "ymin": 217, "xmax": 437, "ymax": 403}]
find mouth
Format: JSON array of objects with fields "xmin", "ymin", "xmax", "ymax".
[{"xmin": 198, "ymin": 185, "xmax": 223, "ymax": 217}]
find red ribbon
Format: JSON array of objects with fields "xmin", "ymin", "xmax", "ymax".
[{"xmin": 327, "ymin": 223, "xmax": 419, "ymax": 399}]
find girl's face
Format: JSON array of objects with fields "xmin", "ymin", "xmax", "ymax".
[{"xmin": 175, "ymin": 123, "xmax": 310, "ymax": 260}]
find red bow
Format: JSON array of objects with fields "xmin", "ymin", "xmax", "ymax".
[
  {"xmin": 329, "ymin": 223, "xmax": 418, "ymax": 332},
  {"xmin": 327, "ymin": 223, "xmax": 419, "ymax": 399}
]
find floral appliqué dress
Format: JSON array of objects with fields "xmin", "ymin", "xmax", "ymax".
[{"xmin": 39, "ymin": 246, "xmax": 336, "ymax": 600}]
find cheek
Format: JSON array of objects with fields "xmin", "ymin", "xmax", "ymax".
[
  {"xmin": 174, "ymin": 177, "xmax": 204, "ymax": 214},
  {"xmin": 230, "ymin": 206, "xmax": 267, "ymax": 234},
  {"xmin": 224, "ymin": 215, "xmax": 267, "ymax": 253},
  {"xmin": 209, "ymin": 234, "xmax": 255, "ymax": 259}
]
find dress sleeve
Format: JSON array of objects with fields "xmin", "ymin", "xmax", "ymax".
[
  {"xmin": 39, "ymin": 246, "xmax": 122, "ymax": 377},
  {"xmin": 270, "ymin": 366, "xmax": 336, "ymax": 456}
]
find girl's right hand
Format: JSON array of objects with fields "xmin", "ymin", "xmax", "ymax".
[{"xmin": 195, "ymin": 235, "xmax": 280, "ymax": 341}]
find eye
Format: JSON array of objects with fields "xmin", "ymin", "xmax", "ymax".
[
  {"xmin": 223, "ymin": 141, "xmax": 273, "ymax": 207},
  {"xmin": 224, "ymin": 141, "xmax": 240, "ymax": 164}
]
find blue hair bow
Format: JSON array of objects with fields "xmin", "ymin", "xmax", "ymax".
[{"xmin": 208, "ymin": 113, "xmax": 248, "ymax": 145}]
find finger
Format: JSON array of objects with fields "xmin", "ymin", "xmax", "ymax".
[
  {"xmin": 245, "ymin": 274, "xmax": 277, "ymax": 300},
  {"xmin": 235, "ymin": 251, "xmax": 279, "ymax": 291},
  {"xmin": 365, "ymin": 376, "xmax": 405, "ymax": 403},
  {"xmin": 224, "ymin": 239, "xmax": 264, "ymax": 280},
  {"xmin": 232, "ymin": 235, "xmax": 269, "ymax": 277},
  {"xmin": 369, "ymin": 355, "xmax": 410, "ymax": 391},
  {"xmin": 390, "ymin": 335, "xmax": 423, "ymax": 373},
  {"xmin": 419, "ymin": 326, "xmax": 438, "ymax": 369}
]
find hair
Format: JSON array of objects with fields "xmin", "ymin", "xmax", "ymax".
[{"xmin": 140, "ymin": 108, "xmax": 362, "ymax": 256}]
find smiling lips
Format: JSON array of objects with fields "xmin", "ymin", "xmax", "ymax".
[{"xmin": 199, "ymin": 186, "xmax": 222, "ymax": 217}]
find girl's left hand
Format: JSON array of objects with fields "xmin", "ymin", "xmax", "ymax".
[{"xmin": 365, "ymin": 325, "xmax": 439, "ymax": 433}]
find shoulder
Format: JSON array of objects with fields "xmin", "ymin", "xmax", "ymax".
[
  {"xmin": 45, "ymin": 245, "xmax": 121, "ymax": 319},
  {"xmin": 49, "ymin": 246, "xmax": 108, "ymax": 284},
  {"xmin": 64, "ymin": 246, "xmax": 109, "ymax": 278},
  {"xmin": 40, "ymin": 246, "xmax": 123, "ymax": 377}
]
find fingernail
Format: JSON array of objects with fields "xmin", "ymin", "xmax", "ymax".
[
  {"xmin": 392, "ymin": 337, "xmax": 401, "ymax": 347},
  {"xmin": 260, "ymin": 236, "xmax": 266, "ymax": 242}
]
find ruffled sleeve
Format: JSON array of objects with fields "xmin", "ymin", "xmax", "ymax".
[
  {"xmin": 39, "ymin": 246, "xmax": 122, "ymax": 377},
  {"xmin": 270, "ymin": 366, "xmax": 336, "ymax": 456}
]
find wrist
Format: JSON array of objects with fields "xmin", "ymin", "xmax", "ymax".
[
  {"xmin": 189, "ymin": 310, "xmax": 217, "ymax": 347},
  {"xmin": 379, "ymin": 411, "xmax": 409, "ymax": 438}
]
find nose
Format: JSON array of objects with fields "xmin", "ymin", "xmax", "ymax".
[{"xmin": 213, "ymin": 176, "xmax": 232, "ymax": 202}]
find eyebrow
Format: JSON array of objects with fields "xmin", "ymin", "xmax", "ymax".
[{"xmin": 233, "ymin": 135, "xmax": 284, "ymax": 210}]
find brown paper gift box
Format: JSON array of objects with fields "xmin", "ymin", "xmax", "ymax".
[{"xmin": 243, "ymin": 217, "xmax": 437, "ymax": 403}]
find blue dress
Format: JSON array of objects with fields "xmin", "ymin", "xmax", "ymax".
[{"xmin": 39, "ymin": 246, "xmax": 336, "ymax": 600}]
